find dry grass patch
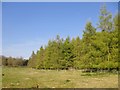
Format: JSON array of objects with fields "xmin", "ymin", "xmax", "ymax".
[{"xmin": 2, "ymin": 67, "xmax": 118, "ymax": 88}]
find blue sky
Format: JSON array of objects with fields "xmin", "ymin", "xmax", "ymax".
[
  {"xmin": 2, "ymin": 2, "xmax": 118, "ymax": 59},
  {"xmin": 0, "ymin": 2, "xmax": 1, "ymax": 55}
]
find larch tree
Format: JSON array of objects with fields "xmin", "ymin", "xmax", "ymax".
[{"xmin": 98, "ymin": 4, "xmax": 113, "ymax": 32}]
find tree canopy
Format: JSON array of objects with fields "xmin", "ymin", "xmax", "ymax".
[{"xmin": 4, "ymin": 5, "xmax": 118, "ymax": 72}]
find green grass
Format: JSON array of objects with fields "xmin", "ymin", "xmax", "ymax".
[{"xmin": 2, "ymin": 67, "xmax": 118, "ymax": 88}]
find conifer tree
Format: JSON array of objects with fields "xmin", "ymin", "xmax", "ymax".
[
  {"xmin": 27, "ymin": 51, "xmax": 36, "ymax": 68},
  {"xmin": 98, "ymin": 4, "xmax": 113, "ymax": 32}
]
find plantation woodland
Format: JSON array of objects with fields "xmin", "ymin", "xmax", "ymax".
[
  {"xmin": 2, "ymin": 5, "xmax": 119, "ymax": 72},
  {"xmin": 27, "ymin": 5, "xmax": 119, "ymax": 71}
]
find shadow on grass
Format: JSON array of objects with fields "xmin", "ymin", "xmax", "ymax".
[{"xmin": 80, "ymin": 72, "xmax": 118, "ymax": 77}]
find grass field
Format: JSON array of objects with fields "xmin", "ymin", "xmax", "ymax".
[{"xmin": 2, "ymin": 67, "xmax": 118, "ymax": 88}]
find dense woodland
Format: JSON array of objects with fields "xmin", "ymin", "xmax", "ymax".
[
  {"xmin": 27, "ymin": 5, "xmax": 119, "ymax": 71},
  {"xmin": 2, "ymin": 5, "xmax": 119, "ymax": 72}
]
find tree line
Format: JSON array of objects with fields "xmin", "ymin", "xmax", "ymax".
[
  {"xmin": 27, "ymin": 5, "xmax": 119, "ymax": 72},
  {"xmin": 1, "ymin": 56, "xmax": 28, "ymax": 67},
  {"xmin": 2, "ymin": 5, "xmax": 119, "ymax": 72}
]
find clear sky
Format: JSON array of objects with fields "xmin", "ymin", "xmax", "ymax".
[{"xmin": 2, "ymin": 2, "xmax": 118, "ymax": 59}]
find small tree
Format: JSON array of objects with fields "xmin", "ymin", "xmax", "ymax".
[{"xmin": 98, "ymin": 4, "xmax": 113, "ymax": 32}]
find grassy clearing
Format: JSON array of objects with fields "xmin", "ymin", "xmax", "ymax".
[{"xmin": 2, "ymin": 67, "xmax": 118, "ymax": 88}]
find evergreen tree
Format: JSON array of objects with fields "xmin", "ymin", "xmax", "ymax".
[
  {"xmin": 26, "ymin": 5, "xmax": 118, "ymax": 72},
  {"xmin": 81, "ymin": 21, "xmax": 96, "ymax": 69},
  {"xmin": 72, "ymin": 36, "xmax": 81, "ymax": 69},
  {"xmin": 62, "ymin": 36, "xmax": 74, "ymax": 69},
  {"xmin": 98, "ymin": 4, "xmax": 113, "ymax": 32},
  {"xmin": 27, "ymin": 51, "xmax": 37, "ymax": 68},
  {"xmin": 36, "ymin": 46, "xmax": 45, "ymax": 69}
]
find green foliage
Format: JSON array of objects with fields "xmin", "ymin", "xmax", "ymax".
[
  {"xmin": 27, "ymin": 5, "xmax": 118, "ymax": 71},
  {"xmin": 27, "ymin": 51, "xmax": 37, "ymax": 68}
]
